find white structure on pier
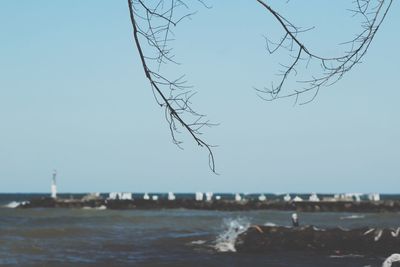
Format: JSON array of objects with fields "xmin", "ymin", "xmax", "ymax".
[
  {"xmin": 168, "ymin": 192, "xmax": 176, "ymax": 201},
  {"xmin": 368, "ymin": 193, "xmax": 380, "ymax": 202},
  {"xmin": 205, "ymin": 192, "xmax": 213, "ymax": 201},
  {"xmin": 293, "ymin": 196, "xmax": 303, "ymax": 202},
  {"xmin": 258, "ymin": 194, "xmax": 267, "ymax": 201},
  {"xmin": 215, "ymin": 195, "xmax": 221, "ymax": 200},
  {"xmin": 151, "ymin": 195, "xmax": 159, "ymax": 201},
  {"xmin": 195, "ymin": 192, "xmax": 203, "ymax": 201},
  {"xmin": 283, "ymin": 194, "xmax": 291, "ymax": 202},
  {"xmin": 82, "ymin": 193, "xmax": 101, "ymax": 201},
  {"xmin": 309, "ymin": 193, "xmax": 320, "ymax": 202},
  {"xmin": 334, "ymin": 193, "xmax": 362, "ymax": 202},
  {"xmin": 51, "ymin": 170, "xmax": 57, "ymax": 199},
  {"xmin": 109, "ymin": 192, "xmax": 132, "ymax": 200},
  {"xmin": 143, "ymin": 193, "xmax": 150, "ymax": 200},
  {"xmin": 234, "ymin": 193, "xmax": 242, "ymax": 202}
]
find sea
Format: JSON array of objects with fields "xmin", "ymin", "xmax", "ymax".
[{"xmin": 1, "ymin": 193, "xmax": 400, "ymax": 267}]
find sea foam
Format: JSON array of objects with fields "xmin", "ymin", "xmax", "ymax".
[
  {"xmin": 82, "ymin": 205, "xmax": 107, "ymax": 210},
  {"xmin": 214, "ymin": 218, "xmax": 250, "ymax": 252},
  {"xmin": 382, "ymin": 254, "xmax": 400, "ymax": 267},
  {"xmin": 3, "ymin": 201, "xmax": 28, "ymax": 208},
  {"xmin": 340, "ymin": 214, "xmax": 365, "ymax": 220}
]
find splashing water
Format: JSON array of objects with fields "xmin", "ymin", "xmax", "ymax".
[
  {"xmin": 382, "ymin": 254, "xmax": 400, "ymax": 267},
  {"xmin": 3, "ymin": 201, "xmax": 28, "ymax": 208},
  {"xmin": 214, "ymin": 218, "xmax": 250, "ymax": 252}
]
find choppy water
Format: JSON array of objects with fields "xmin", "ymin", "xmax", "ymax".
[{"xmin": 1, "ymin": 194, "xmax": 400, "ymax": 266}]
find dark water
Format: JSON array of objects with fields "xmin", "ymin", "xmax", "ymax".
[{"xmin": 1, "ymin": 194, "xmax": 400, "ymax": 266}]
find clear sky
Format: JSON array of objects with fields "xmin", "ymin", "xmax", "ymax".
[{"xmin": 0, "ymin": 1, "xmax": 399, "ymax": 193}]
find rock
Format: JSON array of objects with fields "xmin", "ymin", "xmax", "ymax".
[
  {"xmin": 235, "ymin": 226, "xmax": 400, "ymax": 256},
  {"xmin": 18, "ymin": 197, "xmax": 400, "ymax": 212}
]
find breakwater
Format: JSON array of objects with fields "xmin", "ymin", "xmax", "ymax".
[
  {"xmin": 18, "ymin": 197, "xmax": 400, "ymax": 212},
  {"xmin": 235, "ymin": 225, "xmax": 400, "ymax": 257}
]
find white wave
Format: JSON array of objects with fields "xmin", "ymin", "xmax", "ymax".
[
  {"xmin": 391, "ymin": 227, "xmax": 400, "ymax": 237},
  {"xmin": 3, "ymin": 201, "xmax": 28, "ymax": 208},
  {"xmin": 264, "ymin": 222, "xmax": 277, "ymax": 227},
  {"xmin": 329, "ymin": 254, "xmax": 364, "ymax": 258},
  {"xmin": 214, "ymin": 217, "xmax": 250, "ymax": 252},
  {"xmin": 190, "ymin": 240, "xmax": 206, "ymax": 245},
  {"xmin": 340, "ymin": 214, "xmax": 365, "ymax": 220},
  {"xmin": 363, "ymin": 228, "xmax": 375, "ymax": 235},
  {"xmin": 374, "ymin": 229, "xmax": 383, "ymax": 242},
  {"xmin": 312, "ymin": 226, "xmax": 326, "ymax": 231},
  {"xmin": 82, "ymin": 205, "xmax": 107, "ymax": 210},
  {"xmin": 382, "ymin": 254, "xmax": 400, "ymax": 267}
]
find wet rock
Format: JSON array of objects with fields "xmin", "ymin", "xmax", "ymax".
[{"xmin": 235, "ymin": 226, "xmax": 400, "ymax": 256}]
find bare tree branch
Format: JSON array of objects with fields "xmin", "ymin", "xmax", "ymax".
[
  {"xmin": 255, "ymin": 0, "xmax": 393, "ymax": 104},
  {"xmin": 127, "ymin": 0, "xmax": 216, "ymax": 172},
  {"xmin": 127, "ymin": 0, "xmax": 393, "ymax": 172}
]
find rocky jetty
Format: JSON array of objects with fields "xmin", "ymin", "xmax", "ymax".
[
  {"xmin": 235, "ymin": 225, "xmax": 400, "ymax": 256},
  {"xmin": 21, "ymin": 197, "xmax": 105, "ymax": 209},
  {"xmin": 18, "ymin": 197, "xmax": 400, "ymax": 212}
]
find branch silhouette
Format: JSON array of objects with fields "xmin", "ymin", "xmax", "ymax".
[
  {"xmin": 255, "ymin": 0, "xmax": 393, "ymax": 104},
  {"xmin": 128, "ymin": 0, "xmax": 393, "ymax": 171},
  {"xmin": 127, "ymin": 0, "xmax": 216, "ymax": 172}
]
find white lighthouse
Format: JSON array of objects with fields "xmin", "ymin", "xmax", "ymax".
[{"xmin": 51, "ymin": 169, "xmax": 57, "ymax": 199}]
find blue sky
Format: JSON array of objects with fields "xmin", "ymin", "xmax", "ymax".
[{"xmin": 0, "ymin": 1, "xmax": 399, "ymax": 193}]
